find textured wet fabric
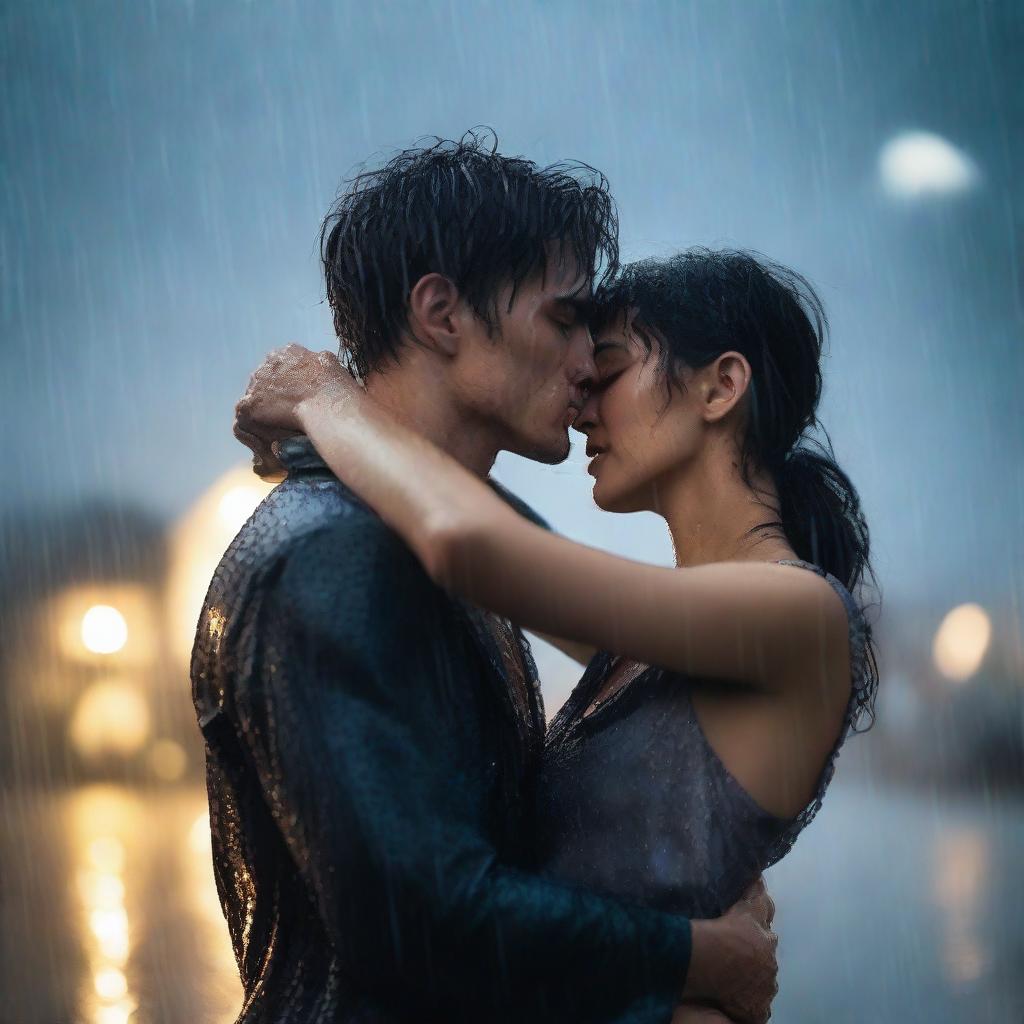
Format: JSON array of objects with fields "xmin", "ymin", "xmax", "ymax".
[
  {"xmin": 192, "ymin": 436, "xmax": 692, "ymax": 1024},
  {"xmin": 536, "ymin": 559, "xmax": 871, "ymax": 919}
]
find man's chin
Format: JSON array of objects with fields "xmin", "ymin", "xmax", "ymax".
[{"xmin": 514, "ymin": 431, "xmax": 571, "ymax": 466}]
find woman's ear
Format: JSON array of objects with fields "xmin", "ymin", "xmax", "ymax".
[
  {"xmin": 702, "ymin": 351, "xmax": 752, "ymax": 422},
  {"xmin": 408, "ymin": 273, "xmax": 460, "ymax": 357}
]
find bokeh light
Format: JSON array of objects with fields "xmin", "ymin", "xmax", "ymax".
[
  {"xmin": 69, "ymin": 681, "xmax": 152, "ymax": 759},
  {"xmin": 218, "ymin": 485, "xmax": 267, "ymax": 531},
  {"xmin": 80, "ymin": 606, "xmax": 129, "ymax": 655},
  {"xmin": 54, "ymin": 585, "xmax": 157, "ymax": 669},
  {"xmin": 932, "ymin": 603, "xmax": 992, "ymax": 683},
  {"xmin": 166, "ymin": 465, "xmax": 274, "ymax": 667},
  {"xmin": 879, "ymin": 130, "xmax": 980, "ymax": 199},
  {"xmin": 146, "ymin": 739, "xmax": 188, "ymax": 782}
]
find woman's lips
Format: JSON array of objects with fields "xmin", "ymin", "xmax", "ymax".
[{"xmin": 587, "ymin": 452, "xmax": 606, "ymax": 476}]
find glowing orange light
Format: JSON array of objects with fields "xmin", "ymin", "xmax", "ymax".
[
  {"xmin": 54, "ymin": 585, "xmax": 156, "ymax": 667},
  {"xmin": 147, "ymin": 739, "xmax": 188, "ymax": 782},
  {"xmin": 167, "ymin": 465, "xmax": 274, "ymax": 666},
  {"xmin": 70, "ymin": 681, "xmax": 151, "ymax": 759}
]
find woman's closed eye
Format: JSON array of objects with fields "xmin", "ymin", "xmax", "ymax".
[{"xmin": 594, "ymin": 366, "xmax": 625, "ymax": 391}]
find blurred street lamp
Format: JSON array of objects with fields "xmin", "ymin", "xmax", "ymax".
[
  {"xmin": 81, "ymin": 605, "xmax": 128, "ymax": 655},
  {"xmin": 878, "ymin": 130, "xmax": 979, "ymax": 200},
  {"xmin": 53, "ymin": 585, "xmax": 156, "ymax": 669},
  {"xmin": 933, "ymin": 603, "xmax": 992, "ymax": 684}
]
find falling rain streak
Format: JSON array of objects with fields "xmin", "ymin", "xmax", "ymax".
[{"xmin": 1, "ymin": 2, "xmax": 1022, "ymax": 1022}]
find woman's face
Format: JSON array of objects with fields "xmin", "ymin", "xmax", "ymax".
[{"xmin": 575, "ymin": 309, "xmax": 707, "ymax": 513}]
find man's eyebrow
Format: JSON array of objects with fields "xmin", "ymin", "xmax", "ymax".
[{"xmin": 553, "ymin": 292, "xmax": 595, "ymax": 317}]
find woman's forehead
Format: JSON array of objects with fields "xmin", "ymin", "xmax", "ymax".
[{"xmin": 593, "ymin": 307, "xmax": 649, "ymax": 352}]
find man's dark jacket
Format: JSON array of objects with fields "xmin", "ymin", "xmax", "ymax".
[{"xmin": 191, "ymin": 436, "xmax": 692, "ymax": 1023}]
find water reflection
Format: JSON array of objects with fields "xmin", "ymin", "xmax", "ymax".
[
  {"xmin": 1, "ymin": 784, "xmax": 241, "ymax": 1024},
  {"xmin": 2, "ymin": 780, "xmax": 1021, "ymax": 1022},
  {"xmin": 933, "ymin": 827, "xmax": 989, "ymax": 986},
  {"xmin": 185, "ymin": 807, "xmax": 240, "ymax": 987},
  {"xmin": 70, "ymin": 788, "xmax": 137, "ymax": 1024}
]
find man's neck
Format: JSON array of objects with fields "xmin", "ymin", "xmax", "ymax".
[{"xmin": 364, "ymin": 359, "xmax": 500, "ymax": 479}]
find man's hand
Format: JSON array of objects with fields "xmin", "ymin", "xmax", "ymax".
[
  {"xmin": 233, "ymin": 343, "xmax": 351, "ymax": 480},
  {"xmin": 681, "ymin": 878, "xmax": 778, "ymax": 1024}
]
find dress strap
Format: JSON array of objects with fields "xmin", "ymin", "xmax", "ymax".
[
  {"xmin": 757, "ymin": 557, "xmax": 873, "ymax": 867},
  {"xmin": 772, "ymin": 559, "xmax": 865, "ymax": 641}
]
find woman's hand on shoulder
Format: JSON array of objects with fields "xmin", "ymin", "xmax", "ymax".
[{"xmin": 234, "ymin": 343, "xmax": 357, "ymax": 479}]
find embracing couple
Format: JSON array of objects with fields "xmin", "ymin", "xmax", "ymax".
[{"xmin": 193, "ymin": 131, "xmax": 877, "ymax": 1024}]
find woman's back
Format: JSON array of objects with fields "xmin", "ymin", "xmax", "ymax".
[{"xmin": 535, "ymin": 558, "xmax": 870, "ymax": 918}]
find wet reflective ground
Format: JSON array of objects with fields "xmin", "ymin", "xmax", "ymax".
[
  {"xmin": 3, "ymin": 780, "xmax": 1022, "ymax": 1023},
  {"xmin": 2, "ymin": 784, "xmax": 240, "ymax": 1024}
]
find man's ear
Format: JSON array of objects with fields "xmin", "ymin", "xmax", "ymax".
[{"xmin": 408, "ymin": 273, "xmax": 461, "ymax": 357}]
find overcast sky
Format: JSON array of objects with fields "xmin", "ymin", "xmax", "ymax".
[{"xmin": 4, "ymin": 0, "xmax": 1022, "ymax": 617}]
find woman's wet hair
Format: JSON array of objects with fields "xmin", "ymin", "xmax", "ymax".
[
  {"xmin": 320, "ymin": 128, "xmax": 619, "ymax": 380},
  {"xmin": 593, "ymin": 247, "xmax": 879, "ymax": 729}
]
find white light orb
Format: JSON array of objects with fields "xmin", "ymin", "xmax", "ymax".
[
  {"xmin": 933, "ymin": 603, "xmax": 992, "ymax": 683},
  {"xmin": 81, "ymin": 605, "xmax": 128, "ymax": 655},
  {"xmin": 94, "ymin": 966, "xmax": 128, "ymax": 1000},
  {"xmin": 879, "ymin": 131, "xmax": 979, "ymax": 199}
]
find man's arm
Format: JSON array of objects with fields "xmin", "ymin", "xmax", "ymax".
[{"xmin": 235, "ymin": 516, "xmax": 694, "ymax": 1023}]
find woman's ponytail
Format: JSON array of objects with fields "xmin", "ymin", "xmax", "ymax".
[{"xmin": 775, "ymin": 434, "xmax": 871, "ymax": 594}]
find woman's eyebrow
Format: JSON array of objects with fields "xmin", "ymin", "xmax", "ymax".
[{"xmin": 593, "ymin": 340, "xmax": 627, "ymax": 356}]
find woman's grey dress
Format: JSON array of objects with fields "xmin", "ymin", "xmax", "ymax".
[{"xmin": 535, "ymin": 558, "xmax": 871, "ymax": 918}]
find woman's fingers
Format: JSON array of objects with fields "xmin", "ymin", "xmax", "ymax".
[
  {"xmin": 233, "ymin": 415, "xmax": 288, "ymax": 481},
  {"xmin": 237, "ymin": 344, "xmax": 350, "ymax": 434}
]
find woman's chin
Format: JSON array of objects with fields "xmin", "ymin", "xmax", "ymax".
[
  {"xmin": 591, "ymin": 472, "xmax": 649, "ymax": 514},
  {"xmin": 590, "ymin": 476, "xmax": 627, "ymax": 513}
]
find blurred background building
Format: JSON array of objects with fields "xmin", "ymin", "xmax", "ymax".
[{"xmin": 1, "ymin": 1, "xmax": 1021, "ymax": 1022}]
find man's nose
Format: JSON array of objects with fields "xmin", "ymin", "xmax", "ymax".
[
  {"xmin": 570, "ymin": 327, "xmax": 598, "ymax": 396},
  {"xmin": 573, "ymin": 386, "xmax": 601, "ymax": 434}
]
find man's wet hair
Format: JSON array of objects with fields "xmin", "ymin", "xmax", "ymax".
[{"xmin": 319, "ymin": 128, "xmax": 619, "ymax": 379}]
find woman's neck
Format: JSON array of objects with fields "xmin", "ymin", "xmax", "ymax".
[{"xmin": 654, "ymin": 447, "xmax": 795, "ymax": 568}]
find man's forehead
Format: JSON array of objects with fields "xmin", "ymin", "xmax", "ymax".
[{"xmin": 540, "ymin": 247, "xmax": 592, "ymax": 297}]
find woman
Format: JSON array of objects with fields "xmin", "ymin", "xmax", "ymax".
[{"xmin": 235, "ymin": 248, "xmax": 878, "ymax": 1021}]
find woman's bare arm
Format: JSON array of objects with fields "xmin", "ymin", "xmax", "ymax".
[
  {"xmin": 235, "ymin": 345, "xmax": 848, "ymax": 694},
  {"xmin": 530, "ymin": 631, "xmax": 596, "ymax": 667}
]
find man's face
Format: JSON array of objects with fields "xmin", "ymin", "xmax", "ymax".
[{"xmin": 453, "ymin": 250, "xmax": 598, "ymax": 464}]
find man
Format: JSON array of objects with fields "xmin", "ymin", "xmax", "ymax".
[{"xmin": 195, "ymin": 132, "xmax": 776, "ymax": 1023}]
